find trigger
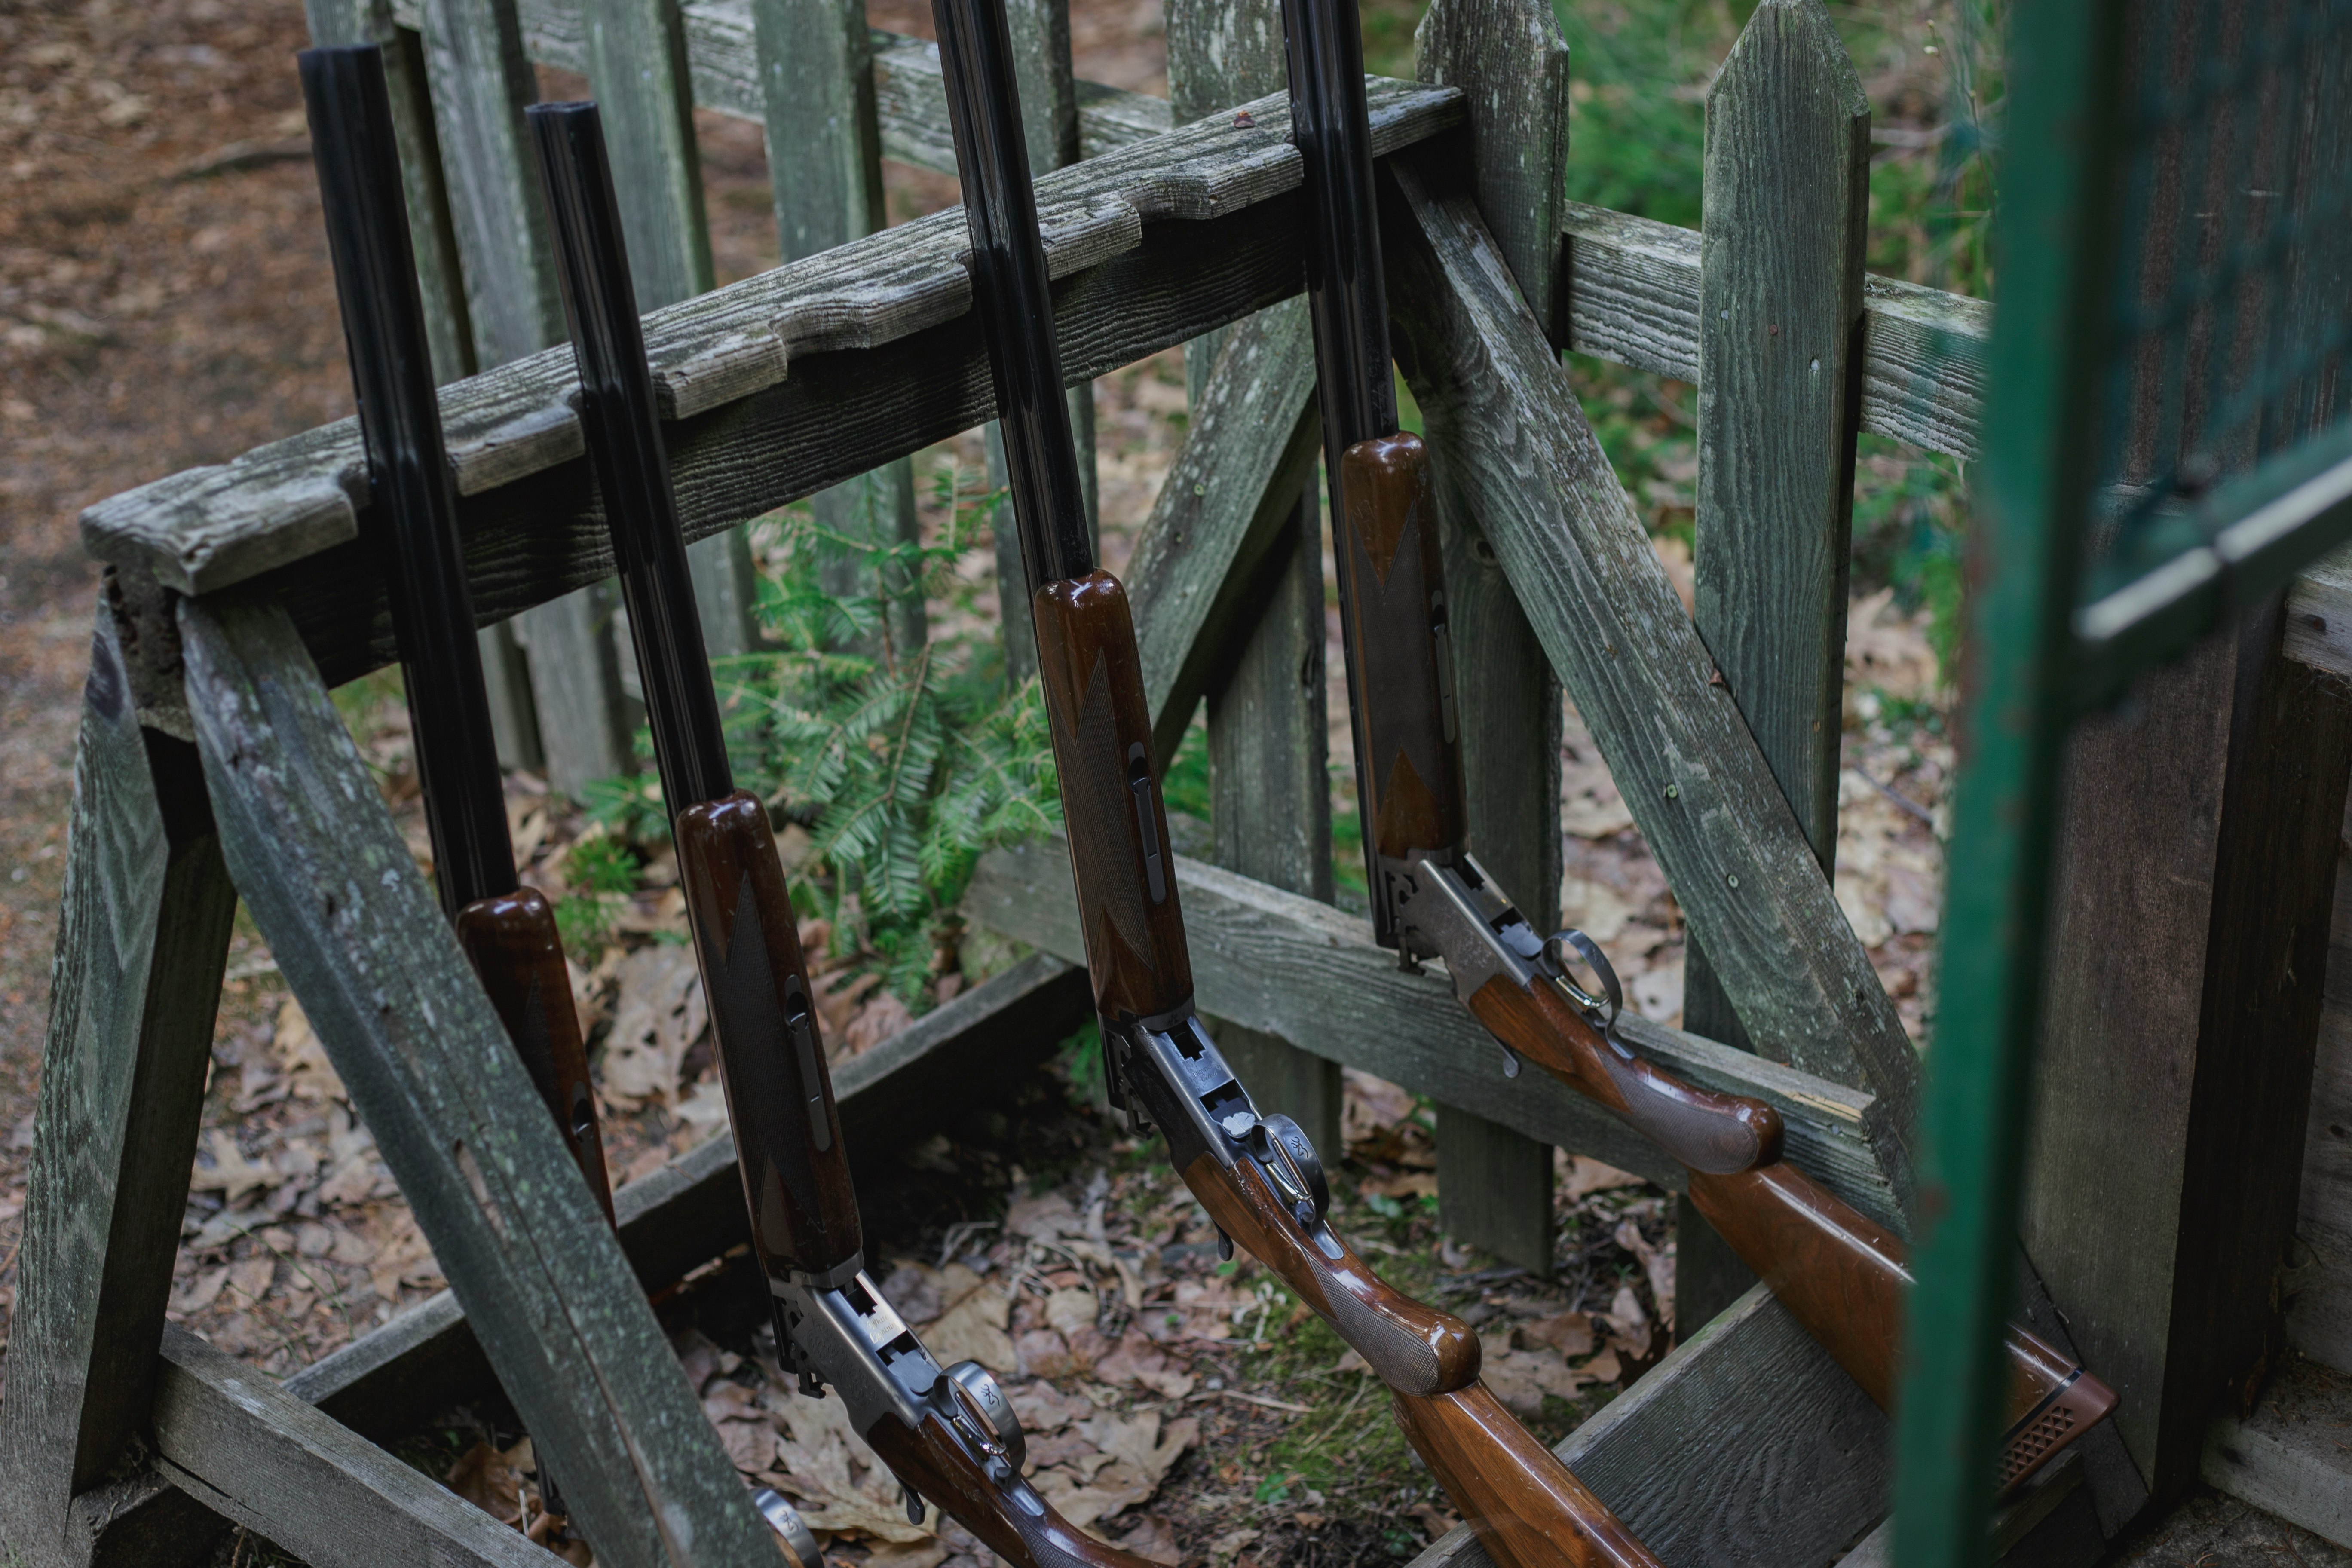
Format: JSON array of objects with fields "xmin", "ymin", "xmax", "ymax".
[{"xmin": 1216, "ymin": 1227, "xmax": 1234, "ymax": 1262}]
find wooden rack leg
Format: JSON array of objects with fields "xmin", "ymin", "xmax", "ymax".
[
  {"xmin": 0, "ymin": 581, "xmax": 239, "ymax": 1568},
  {"xmin": 177, "ymin": 592, "xmax": 771, "ymax": 1568}
]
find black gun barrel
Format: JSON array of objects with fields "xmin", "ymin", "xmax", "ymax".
[
  {"xmin": 1278, "ymin": 0, "xmax": 1396, "ymax": 455},
  {"xmin": 300, "ymin": 43, "xmax": 516, "ymax": 915},
  {"xmin": 932, "ymin": 0, "xmax": 1094, "ymax": 590},
  {"xmin": 527, "ymin": 99, "xmax": 734, "ymax": 815}
]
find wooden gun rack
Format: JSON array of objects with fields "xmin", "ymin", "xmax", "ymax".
[{"xmin": 6, "ymin": 0, "xmax": 2349, "ymax": 1560}]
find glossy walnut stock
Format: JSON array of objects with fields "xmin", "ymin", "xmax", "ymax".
[
  {"xmin": 1031, "ymin": 572, "xmax": 1193, "ymax": 1023},
  {"xmin": 675, "ymin": 790, "xmax": 862, "ymax": 1282},
  {"xmin": 866, "ymin": 1413, "xmax": 1155, "ymax": 1568},
  {"xmin": 1393, "ymin": 1383, "xmax": 1660, "ymax": 1568},
  {"xmin": 1332, "ymin": 434, "xmax": 1466, "ymax": 945},
  {"xmin": 1467, "ymin": 976, "xmax": 1782, "ymax": 1175},
  {"xmin": 1185, "ymin": 1150, "xmax": 1478, "ymax": 1396},
  {"xmin": 455, "ymin": 888, "xmax": 616, "ymax": 1223},
  {"xmin": 1686, "ymin": 1163, "xmax": 2116, "ymax": 1491}
]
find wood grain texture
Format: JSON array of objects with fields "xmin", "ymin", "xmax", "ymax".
[
  {"xmin": 2202, "ymin": 1354, "xmax": 2352, "ymax": 1551},
  {"xmin": 1692, "ymin": 0, "xmax": 1867, "ymax": 885},
  {"xmin": 1405, "ymin": 1283, "xmax": 1890, "ymax": 1568},
  {"xmin": 1557, "ymin": 202, "xmax": 1992, "ymax": 462},
  {"xmin": 152, "ymin": 1325, "xmax": 566, "ymax": 1568},
  {"xmin": 1680, "ymin": 0, "xmax": 1869, "ymax": 1303},
  {"xmin": 1127, "ymin": 297, "xmax": 1323, "ymax": 765},
  {"xmin": 1434, "ymin": 480, "xmax": 1560, "ymax": 1274},
  {"xmin": 1411, "ymin": 0, "xmax": 1568, "ymax": 341},
  {"xmin": 2291, "ymin": 789, "xmax": 2352, "ymax": 1372},
  {"xmin": 282, "ymin": 952, "xmax": 1089, "ymax": 1440},
  {"xmin": 179, "ymin": 593, "xmax": 773, "ymax": 1567},
  {"xmin": 82, "ymin": 79, "xmax": 1460, "ymax": 602},
  {"xmin": 0, "ymin": 594, "xmax": 238, "ymax": 1563},
  {"xmin": 755, "ymin": 0, "xmax": 925, "ymax": 664},
  {"xmin": 302, "ymin": 0, "xmax": 477, "ymax": 381},
  {"xmin": 1380, "ymin": 155, "xmax": 1920, "ymax": 1192},
  {"xmin": 2026, "ymin": 607, "xmax": 2352, "ymax": 1501},
  {"xmin": 2286, "ymin": 545, "xmax": 2352, "ymax": 681},
  {"xmin": 965, "ymin": 835, "xmax": 1901, "ymax": 1228}
]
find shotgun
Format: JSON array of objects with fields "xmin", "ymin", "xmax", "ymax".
[
  {"xmin": 1268, "ymin": 0, "xmax": 2116, "ymax": 1491},
  {"xmin": 302, "ymin": 52, "xmax": 819, "ymax": 1562},
  {"xmin": 927, "ymin": 8, "xmax": 1659, "ymax": 1566},
  {"xmin": 529, "ymin": 98, "xmax": 1156, "ymax": 1568}
]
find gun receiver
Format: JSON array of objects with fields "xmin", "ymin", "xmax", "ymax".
[
  {"xmin": 530, "ymin": 99, "xmax": 1142, "ymax": 1568},
  {"xmin": 929, "ymin": 4, "xmax": 1656, "ymax": 1563},
  {"xmin": 1396, "ymin": 852, "xmax": 2118, "ymax": 1491}
]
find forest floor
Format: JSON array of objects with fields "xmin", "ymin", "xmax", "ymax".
[{"xmin": 0, "ymin": 0, "xmax": 1962, "ymax": 1563}]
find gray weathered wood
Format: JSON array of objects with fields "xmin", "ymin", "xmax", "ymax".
[
  {"xmin": 2287, "ymin": 546, "xmax": 2352, "ymax": 683},
  {"xmin": 84, "ymin": 83, "xmax": 1463, "ymax": 690},
  {"xmin": 1434, "ymin": 494, "xmax": 1561, "ymax": 1274},
  {"xmin": 966, "ymin": 834, "xmax": 1900, "ymax": 1229},
  {"xmin": 303, "ymin": 0, "xmax": 476, "ymax": 382},
  {"xmin": 1679, "ymin": 0, "xmax": 1871, "ymax": 1323},
  {"xmin": 1206, "ymin": 494, "xmax": 1340, "ymax": 1158},
  {"xmin": 580, "ymin": 0, "xmax": 761, "ymax": 662},
  {"xmin": 1165, "ymin": 0, "xmax": 1283, "ymax": 128},
  {"xmin": 276, "ymin": 951, "xmax": 1090, "ymax": 1442},
  {"xmin": 152, "ymin": 1325, "xmax": 565, "ymax": 1568},
  {"xmin": 510, "ymin": 582, "xmax": 635, "ymax": 796},
  {"xmin": 0, "ymin": 591, "xmax": 239, "ymax": 1568},
  {"xmin": 1406, "ymin": 0, "xmax": 1571, "ymax": 1275},
  {"xmin": 1127, "ymin": 298, "xmax": 1323, "ymax": 764},
  {"xmin": 2294, "ymin": 792, "xmax": 2352, "ymax": 1372},
  {"xmin": 476, "ymin": 621, "xmax": 546, "ymax": 772},
  {"xmin": 1411, "ymin": 0, "xmax": 1568, "ymax": 342},
  {"xmin": 756, "ymin": 0, "xmax": 925, "ymax": 662},
  {"xmin": 179, "ymin": 593, "xmax": 773, "ymax": 1567},
  {"xmin": 2202, "ymin": 1354, "xmax": 2352, "ymax": 1551},
  {"xmin": 1405, "ymin": 1283, "xmax": 1890, "ymax": 1568},
  {"xmin": 1559, "ymin": 202, "xmax": 1991, "ymax": 462},
  {"xmin": 1381, "ymin": 155, "xmax": 1920, "ymax": 1193}
]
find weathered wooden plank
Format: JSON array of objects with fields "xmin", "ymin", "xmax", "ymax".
[
  {"xmin": 179, "ymin": 594, "xmax": 772, "ymax": 1567},
  {"xmin": 1381, "ymin": 154, "xmax": 1920, "ymax": 1191},
  {"xmin": 2027, "ymin": 607, "xmax": 2352, "ymax": 1501},
  {"xmin": 0, "ymin": 588, "xmax": 239, "ymax": 1568},
  {"xmin": 1679, "ymin": 0, "xmax": 1870, "ymax": 1324},
  {"xmin": 1412, "ymin": 0, "xmax": 1568, "ymax": 342},
  {"xmin": 965, "ymin": 835, "xmax": 1901, "ymax": 1229},
  {"xmin": 756, "ymin": 0, "xmax": 925, "ymax": 664},
  {"xmin": 303, "ymin": 0, "xmax": 476, "ymax": 381},
  {"xmin": 1410, "ymin": 0, "xmax": 1569, "ymax": 1275},
  {"xmin": 281, "ymin": 952, "xmax": 1089, "ymax": 1439},
  {"xmin": 152, "ymin": 1326, "xmax": 565, "ymax": 1568},
  {"xmin": 2287, "ymin": 545, "xmax": 2352, "ymax": 682},
  {"xmin": 1127, "ymin": 298, "xmax": 1323, "ymax": 766},
  {"xmin": 2202, "ymin": 1353, "xmax": 2352, "ymax": 1551},
  {"xmin": 1405, "ymin": 1283, "xmax": 1889, "ymax": 1568},
  {"xmin": 579, "ymin": 0, "xmax": 759, "ymax": 662},
  {"xmin": 82, "ymin": 79, "xmax": 1456, "ymax": 597},
  {"xmin": 1558, "ymin": 202, "xmax": 1992, "ymax": 462}
]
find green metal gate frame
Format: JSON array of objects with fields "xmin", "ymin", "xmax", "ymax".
[{"xmin": 1893, "ymin": 0, "xmax": 2352, "ymax": 1561}]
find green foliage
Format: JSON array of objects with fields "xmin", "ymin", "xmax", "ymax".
[
  {"xmin": 1057, "ymin": 1018, "xmax": 1108, "ymax": 1109},
  {"xmin": 552, "ymin": 830, "xmax": 640, "ymax": 951},
  {"xmin": 1160, "ymin": 717, "xmax": 1211, "ymax": 822},
  {"xmin": 712, "ymin": 464, "xmax": 1061, "ymax": 1003},
  {"xmin": 1853, "ymin": 437, "xmax": 1970, "ymax": 677}
]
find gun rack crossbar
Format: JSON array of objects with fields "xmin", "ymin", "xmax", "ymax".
[{"xmin": 12, "ymin": 0, "xmax": 2350, "ymax": 1552}]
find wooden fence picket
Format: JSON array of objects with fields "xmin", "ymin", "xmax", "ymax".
[
  {"xmin": 1678, "ymin": 0, "xmax": 1874, "ymax": 1327},
  {"xmin": 755, "ymin": 0, "xmax": 927, "ymax": 659},
  {"xmin": 1414, "ymin": 0, "xmax": 1571, "ymax": 1274}
]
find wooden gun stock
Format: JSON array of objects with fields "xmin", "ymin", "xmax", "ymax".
[
  {"xmin": 1469, "ymin": 956, "xmax": 2116, "ymax": 1492},
  {"xmin": 1392, "ymin": 1383, "xmax": 1656, "ymax": 1568},
  {"xmin": 1685, "ymin": 1164, "xmax": 2117, "ymax": 1492},
  {"xmin": 1187, "ymin": 1148, "xmax": 1479, "ymax": 1396},
  {"xmin": 1030, "ymin": 572, "xmax": 1194, "ymax": 1023},
  {"xmin": 674, "ymin": 790, "xmax": 864, "ymax": 1284},
  {"xmin": 455, "ymin": 890, "xmax": 616, "ymax": 1223},
  {"xmin": 865, "ymin": 1416, "xmax": 1158, "ymax": 1568}
]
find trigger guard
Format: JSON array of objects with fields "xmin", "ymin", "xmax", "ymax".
[{"xmin": 1547, "ymin": 928, "xmax": 1624, "ymax": 1040}]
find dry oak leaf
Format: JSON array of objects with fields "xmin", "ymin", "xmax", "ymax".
[
  {"xmin": 600, "ymin": 943, "xmax": 707, "ymax": 1108},
  {"xmin": 1356, "ymin": 1168, "xmax": 1439, "ymax": 1201},
  {"xmin": 863, "ymin": 1541, "xmax": 950, "ymax": 1568},
  {"xmin": 1112, "ymin": 1514, "xmax": 1182, "ymax": 1565},
  {"xmin": 1044, "ymin": 1286, "xmax": 1099, "ymax": 1339},
  {"xmin": 769, "ymin": 1377, "xmax": 935, "ymax": 1543},
  {"xmin": 188, "ymin": 1129, "xmax": 282, "ymax": 1206},
  {"xmin": 1613, "ymin": 1222, "xmax": 1677, "ymax": 1333},
  {"xmin": 1559, "ymin": 1155, "xmax": 1645, "ymax": 1203},
  {"xmin": 842, "ymin": 991, "xmax": 915, "ymax": 1057},
  {"xmin": 1520, "ymin": 1311, "xmax": 1595, "ymax": 1359},
  {"xmin": 923, "ymin": 1264, "xmax": 1019, "ymax": 1374},
  {"xmin": 1093, "ymin": 1328, "xmax": 1196, "ymax": 1397},
  {"xmin": 1004, "ymin": 1189, "xmax": 1081, "ymax": 1243},
  {"xmin": 446, "ymin": 1440, "xmax": 524, "ymax": 1524},
  {"xmin": 366, "ymin": 1214, "xmax": 444, "ymax": 1303},
  {"xmin": 1600, "ymin": 1282, "xmax": 1653, "ymax": 1360},
  {"xmin": 273, "ymin": 998, "xmax": 348, "ymax": 1103}
]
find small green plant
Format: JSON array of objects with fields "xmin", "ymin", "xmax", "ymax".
[{"xmin": 705, "ymin": 462, "xmax": 1061, "ymax": 1002}]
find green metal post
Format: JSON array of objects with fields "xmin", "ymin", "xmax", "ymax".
[{"xmin": 1889, "ymin": 0, "xmax": 2127, "ymax": 1562}]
